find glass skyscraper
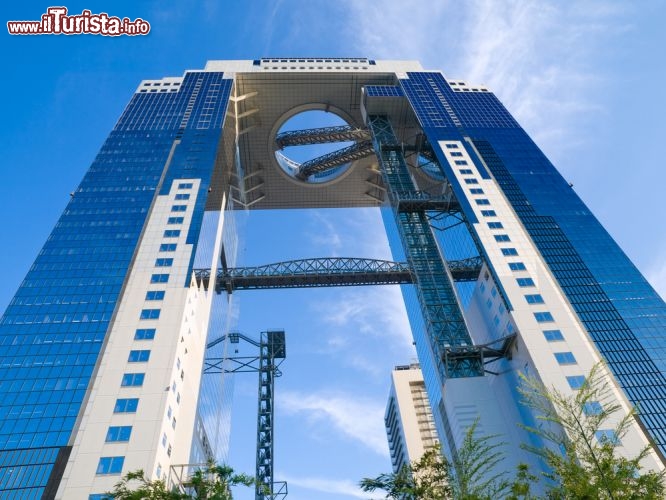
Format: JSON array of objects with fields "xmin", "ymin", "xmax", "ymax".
[{"xmin": 1, "ymin": 58, "xmax": 664, "ymax": 498}]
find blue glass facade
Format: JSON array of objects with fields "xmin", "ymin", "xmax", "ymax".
[
  {"xmin": 0, "ymin": 71, "xmax": 230, "ymax": 497},
  {"xmin": 399, "ymin": 71, "xmax": 666, "ymax": 457}
]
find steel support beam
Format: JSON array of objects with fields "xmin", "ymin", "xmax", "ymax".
[
  {"xmin": 447, "ymin": 256, "xmax": 484, "ymax": 282},
  {"xmin": 443, "ymin": 333, "xmax": 517, "ymax": 377},
  {"xmin": 256, "ymin": 331, "xmax": 285, "ymax": 500},
  {"xmin": 395, "ymin": 192, "xmax": 461, "ymax": 213}
]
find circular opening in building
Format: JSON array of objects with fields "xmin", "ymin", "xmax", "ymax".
[{"xmin": 274, "ymin": 110, "xmax": 355, "ymax": 184}]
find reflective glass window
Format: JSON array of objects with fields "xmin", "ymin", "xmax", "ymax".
[
  {"xmin": 134, "ymin": 329, "xmax": 156, "ymax": 340},
  {"xmin": 145, "ymin": 291, "xmax": 165, "ymax": 301},
  {"xmin": 96, "ymin": 456, "xmax": 124, "ymax": 475},
  {"xmin": 534, "ymin": 311, "xmax": 555, "ymax": 322},
  {"xmin": 525, "ymin": 294, "xmax": 545, "ymax": 304},
  {"xmin": 595, "ymin": 430, "xmax": 620, "ymax": 445},
  {"xmin": 517, "ymin": 277, "xmax": 535, "ymax": 287},
  {"xmin": 121, "ymin": 373, "xmax": 145, "ymax": 387},
  {"xmin": 105, "ymin": 426, "xmax": 132, "ymax": 442},
  {"xmin": 114, "ymin": 398, "xmax": 139, "ymax": 413},
  {"xmin": 554, "ymin": 352, "xmax": 577, "ymax": 365},
  {"xmin": 543, "ymin": 330, "xmax": 565, "ymax": 342},
  {"xmin": 566, "ymin": 376, "xmax": 586, "ymax": 389},
  {"xmin": 128, "ymin": 350, "xmax": 151, "ymax": 362},
  {"xmin": 140, "ymin": 309, "xmax": 161, "ymax": 320},
  {"xmin": 583, "ymin": 402, "xmax": 603, "ymax": 416}
]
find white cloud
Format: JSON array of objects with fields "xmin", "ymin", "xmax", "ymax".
[
  {"xmin": 303, "ymin": 208, "xmax": 414, "ymax": 376},
  {"xmin": 259, "ymin": 0, "xmax": 286, "ymax": 55},
  {"xmin": 346, "ymin": 353, "xmax": 386, "ymax": 379},
  {"xmin": 340, "ymin": 0, "xmax": 628, "ymax": 166},
  {"xmin": 316, "ymin": 285, "xmax": 413, "ymax": 351},
  {"xmin": 305, "ymin": 208, "xmax": 413, "ymax": 363},
  {"xmin": 279, "ymin": 390, "xmax": 389, "ymax": 456},
  {"xmin": 453, "ymin": 1, "xmax": 620, "ymax": 153},
  {"xmin": 307, "ymin": 208, "xmax": 393, "ymax": 260},
  {"xmin": 308, "ymin": 210, "xmax": 344, "ymax": 256},
  {"xmin": 280, "ymin": 474, "xmax": 375, "ymax": 499}
]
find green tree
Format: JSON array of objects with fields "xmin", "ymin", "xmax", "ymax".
[
  {"xmin": 519, "ymin": 363, "xmax": 666, "ymax": 499},
  {"xmin": 359, "ymin": 446, "xmax": 451, "ymax": 499},
  {"xmin": 107, "ymin": 462, "xmax": 254, "ymax": 500},
  {"xmin": 106, "ymin": 470, "xmax": 188, "ymax": 500},
  {"xmin": 359, "ymin": 420, "xmax": 511, "ymax": 499},
  {"xmin": 506, "ymin": 463, "xmax": 538, "ymax": 500},
  {"xmin": 187, "ymin": 463, "xmax": 254, "ymax": 500},
  {"xmin": 450, "ymin": 420, "xmax": 510, "ymax": 499}
]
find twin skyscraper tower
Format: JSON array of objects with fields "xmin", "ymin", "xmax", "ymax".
[{"xmin": 1, "ymin": 59, "xmax": 665, "ymax": 498}]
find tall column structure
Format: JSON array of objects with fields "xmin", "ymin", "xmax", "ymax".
[{"xmin": 1, "ymin": 58, "xmax": 665, "ymax": 498}]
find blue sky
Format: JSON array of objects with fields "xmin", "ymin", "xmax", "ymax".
[{"xmin": 2, "ymin": 1, "xmax": 666, "ymax": 499}]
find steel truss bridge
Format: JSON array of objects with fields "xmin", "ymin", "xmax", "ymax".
[
  {"xmin": 193, "ymin": 256, "xmax": 482, "ymax": 293},
  {"xmin": 275, "ymin": 124, "xmax": 377, "ymax": 180},
  {"xmin": 275, "ymin": 125, "xmax": 441, "ymax": 181},
  {"xmin": 276, "ymin": 124, "xmax": 371, "ymax": 148}
]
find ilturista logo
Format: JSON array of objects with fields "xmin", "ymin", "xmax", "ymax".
[{"xmin": 7, "ymin": 7, "xmax": 151, "ymax": 36}]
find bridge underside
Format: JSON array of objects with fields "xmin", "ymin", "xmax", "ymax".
[
  {"xmin": 194, "ymin": 257, "xmax": 482, "ymax": 293},
  {"xmin": 205, "ymin": 66, "xmax": 446, "ymax": 211}
]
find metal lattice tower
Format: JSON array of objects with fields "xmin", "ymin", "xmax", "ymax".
[
  {"xmin": 367, "ymin": 115, "xmax": 484, "ymax": 378},
  {"xmin": 256, "ymin": 331, "xmax": 286, "ymax": 500},
  {"xmin": 203, "ymin": 332, "xmax": 287, "ymax": 500}
]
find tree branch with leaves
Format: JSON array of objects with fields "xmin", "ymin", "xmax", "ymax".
[
  {"xmin": 107, "ymin": 461, "xmax": 255, "ymax": 500},
  {"xmin": 518, "ymin": 362, "xmax": 665, "ymax": 499},
  {"xmin": 360, "ymin": 419, "xmax": 511, "ymax": 499}
]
